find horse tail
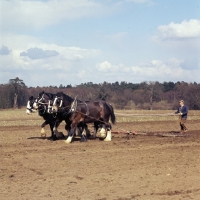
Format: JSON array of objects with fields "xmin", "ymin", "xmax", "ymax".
[{"xmin": 108, "ymin": 103, "xmax": 116, "ymax": 124}]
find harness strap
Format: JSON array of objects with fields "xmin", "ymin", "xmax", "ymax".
[
  {"xmin": 38, "ymin": 94, "xmax": 45, "ymax": 104},
  {"xmin": 38, "ymin": 104, "xmax": 47, "ymax": 115},
  {"xmin": 84, "ymin": 102, "xmax": 89, "ymax": 116},
  {"xmin": 59, "ymin": 100, "xmax": 63, "ymax": 107},
  {"xmin": 70, "ymin": 99, "xmax": 77, "ymax": 112},
  {"xmin": 26, "ymin": 107, "xmax": 33, "ymax": 112}
]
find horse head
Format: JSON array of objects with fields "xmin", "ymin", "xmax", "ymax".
[
  {"xmin": 26, "ymin": 96, "xmax": 37, "ymax": 114},
  {"xmin": 26, "ymin": 91, "xmax": 48, "ymax": 115},
  {"xmin": 31, "ymin": 91, "xmax": 45, "ymax": 110},
  {"xmin": 52, "ymin": 92, "xmax": 80, "ymax": 114},
  {"xmin": 51, "ymin": 94, "xmax": 64, "ymax": 113}
]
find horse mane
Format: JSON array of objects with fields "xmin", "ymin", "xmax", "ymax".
[
  {"xmin": 56, "ymin": 92, "xmax": 78, "ymax": 103},
  {"xmin": 38, "ymin": 91, "xmax": 45, "ymax": 97},
  {"xmin": 45, "ymin": 92, "xmax": 55, "ymax": 100}
]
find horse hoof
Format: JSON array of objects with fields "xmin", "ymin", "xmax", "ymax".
[
  {"xmin": 104, "ymin": 138, "xmax": 111, "ymax": 142},
  {"xmin": 100, "ymin": 132, "xmax": 106, "ymax": 138},
  {"xmin": 89, "ymin": 135, "xmax": 96, "ymax": 140},
  {"xmin": 104, "ymin": 130, "xmax": 112, "ymax": 141},
  {"xmin": 56, "ymin": 132, "xmax": 65, "ymax": 139},
  {"xmin": 80, "ymin": 139, "xmax": 87, "ymax": 142},
  {"xmin": 41, "ymin": 133, "xmax": 46, "ymax": 137},
  {"xmin": 52, "ymin": 136, "xmax": 58, "ymax": 141},
  {"xmin": 65, "ymin": 136, "xmax": 72, "ymax": 144}
]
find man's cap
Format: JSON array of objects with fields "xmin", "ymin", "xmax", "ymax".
[{"xmin": 179, "ymin": 100, "xmax": 184, "ymax": 103}]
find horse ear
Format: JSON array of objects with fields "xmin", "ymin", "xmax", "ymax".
[
  {"xmin": 29, "ymin": 96, "xmax": 34, "ymax": 100},
  {"xmin": 56, "ymin": 92, "xmax": 63, "ymax": 97},
  {"xmin": 49, "ymin": 94, "xmax": 54, "ymax": 100},
  {"xmin": 38, "ymin": 91, "xmax": 44, "ymax": 97}
]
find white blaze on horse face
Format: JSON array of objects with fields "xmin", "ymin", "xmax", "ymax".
[
  {"xmin": 52, "ymin": 105, "xmax": 58, "ymax": 113},
  {"xmin": 59, "ymin": 100, "xmax": 63, "ymax": 107},
  {"xmin": 47, "ymin": 100, "xmax": 52, "ymax": 113},
  {"xmin": 53, "ymin": 97, "xmax": 58, "ymax": 106},
  {"xmin": 51, "ymin": 97, "xmax": 59, "ymax": 112}
]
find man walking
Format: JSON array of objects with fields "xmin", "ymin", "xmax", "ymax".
[{"xmin": 175, "ymin": 100, "xmax": 188, "ymax": 133}]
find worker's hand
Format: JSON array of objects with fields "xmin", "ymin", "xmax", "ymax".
[{"xmin": 179, "ymin": 112, "xmax": 182, "ymax": 115}]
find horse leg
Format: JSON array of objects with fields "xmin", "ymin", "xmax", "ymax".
[
  {"xmin": 99, "ymin": 123, "xmax": 107, "ymax": 138},
  {"xmin": 104, "ymin": 124, "xmax": 112, "ymax": 142},
  {"xmin": 80, "ymin": 123, "xmax": 88, "ymax": 142},
  {"xmin": 65, "ymin": 122, "xmax": 71, "ymax": 136},
  {"xmin": 65, "ymin": 123, "xmax": 76, "ymax": 144},
  {"xmin": 52, "ymin": 120, "xmax": 61, "ymax": 141},
  {"xmin": 41, "ymin": 121, "xmax": 48, "ymax": 137},
  {"xmin": 73, "ymin": 121, "xmax": 88, "ymax": 142},
  {"xmin": 90, "ymin": 121, "xmax": 98, "ymax": 139},
  {"xmin": 49, "ymin": 123, "xmax": 56, "ymax": 139},
  {"xmin": 85, "ymin": 124, "xmax": 92, "ymax": 139},
  {"xmin": 80, "ymin": 130, "xmax": 87, "ymax": 142}
]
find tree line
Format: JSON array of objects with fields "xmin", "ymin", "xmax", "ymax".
[{"xmin": 1, "ymin": 77, "xmax": 200, "ymax": 110}]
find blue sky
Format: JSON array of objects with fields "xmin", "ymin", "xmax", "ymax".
[{"xmin": 0, "ymin": 0, "xmax": 200, "ymax": 87}]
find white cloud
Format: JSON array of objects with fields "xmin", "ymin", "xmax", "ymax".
[
  {"xmin": 0, "ymin": 32, "xmax": 101, "ymax": 69},
  {"xmin": 95, "ymin": 58, "xmax": 199, "ymax": 84},
  {"xmin": 96, "ymin": 61, "xmax": 119, "ymax": 72},
  {"xmin": 0, "ymin": 0, "xmax": 154, "ymax": 32},
  {"xmin": 20, "ymin": 47, "xmax": 59, "ymax": 59},
  {"xmin": 0, "ymin": 0, "xmax": 105, "ymax": 31},
  {"xmin": 156, "ymin": 19, "xmax": 200, "ymax": 40},
  {"xmin": 0, "ymin": 29, "xmax": 103, "ymax": 85}
]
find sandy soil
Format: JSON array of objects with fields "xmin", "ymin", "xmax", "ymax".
[{"xmin": 1, "ymin": 120, "xmax": 200, "ymax": 200}]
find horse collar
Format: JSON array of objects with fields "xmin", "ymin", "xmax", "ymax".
[
  {"xmin": 84, "ymin": 102, "xmax": 89, "ymax": 115},
  {"xmin": 70, "ymin": 99, "xmax": 77, "ymax": 112}
]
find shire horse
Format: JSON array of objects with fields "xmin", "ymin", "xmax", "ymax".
[
  {"xmin": 26, "ymin": 92, "xmax": 64, "ymax": 140},
  {"xmin": 51, "ymin": 92, "xmax": 116, "ymax": 143},
  {"xmin": 26, "ymin": 91, "xmax": 89, "ymax": 141}
]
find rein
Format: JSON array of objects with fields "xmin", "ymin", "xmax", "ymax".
[
  {"xmin": 26, "ymin": 107, "xmax": 34, "ymax": 112},
  {"xmin": 53, "ymin": 99, "xmax": 107, "ymax": 124},
  {"xmin": 74, "ymin": 110, "xmax": 110, "ymax": 125},
  {"xmin": 38, "ymin": 105, "xmax": 47, "ymax": 115},
  {"xmin": 37, "ymin": 102, "xmax": 49, "ymax": 105}
]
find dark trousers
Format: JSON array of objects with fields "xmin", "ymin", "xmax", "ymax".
[{"xmin": 179, "ymin": 117, "xmax": 187, "ymax": 131}]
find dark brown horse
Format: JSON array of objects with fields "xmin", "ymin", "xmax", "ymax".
[
  {"xmin": 32, "ymin": 91, "xmax": 90, "ymax": 142},
  {"xmin": 51, "ymin": 92, "xmax": 116, "ymax": 143},
  {"xmin": 26, "ymin": 92, "xmax": 64, "ymax": 140}
]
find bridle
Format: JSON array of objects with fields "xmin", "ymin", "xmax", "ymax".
[
  {"xmin": 52, "ymin": 95, "xmax": 90, "ymax": 117},
  {"xmin": 26, "ymin": 99, "xmax": 36, "ymax": 113}
]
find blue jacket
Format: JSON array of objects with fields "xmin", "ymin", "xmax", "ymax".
[{"xmin": 175, "ymin": 105, "xmax": 188, "ymax": 119}]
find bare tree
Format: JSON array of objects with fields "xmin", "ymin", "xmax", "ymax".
[
  {"xmin": 142, "ymin": 81, "xmax": 162, "ymax": 110},
  {"xmin": 9, "ymin": 77, "xmax": 26, "ymax": 108}
]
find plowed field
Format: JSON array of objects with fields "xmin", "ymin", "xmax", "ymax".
[{"xmin": 1, "ymin": 109, "xmax": 200, "ymax": 200}]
